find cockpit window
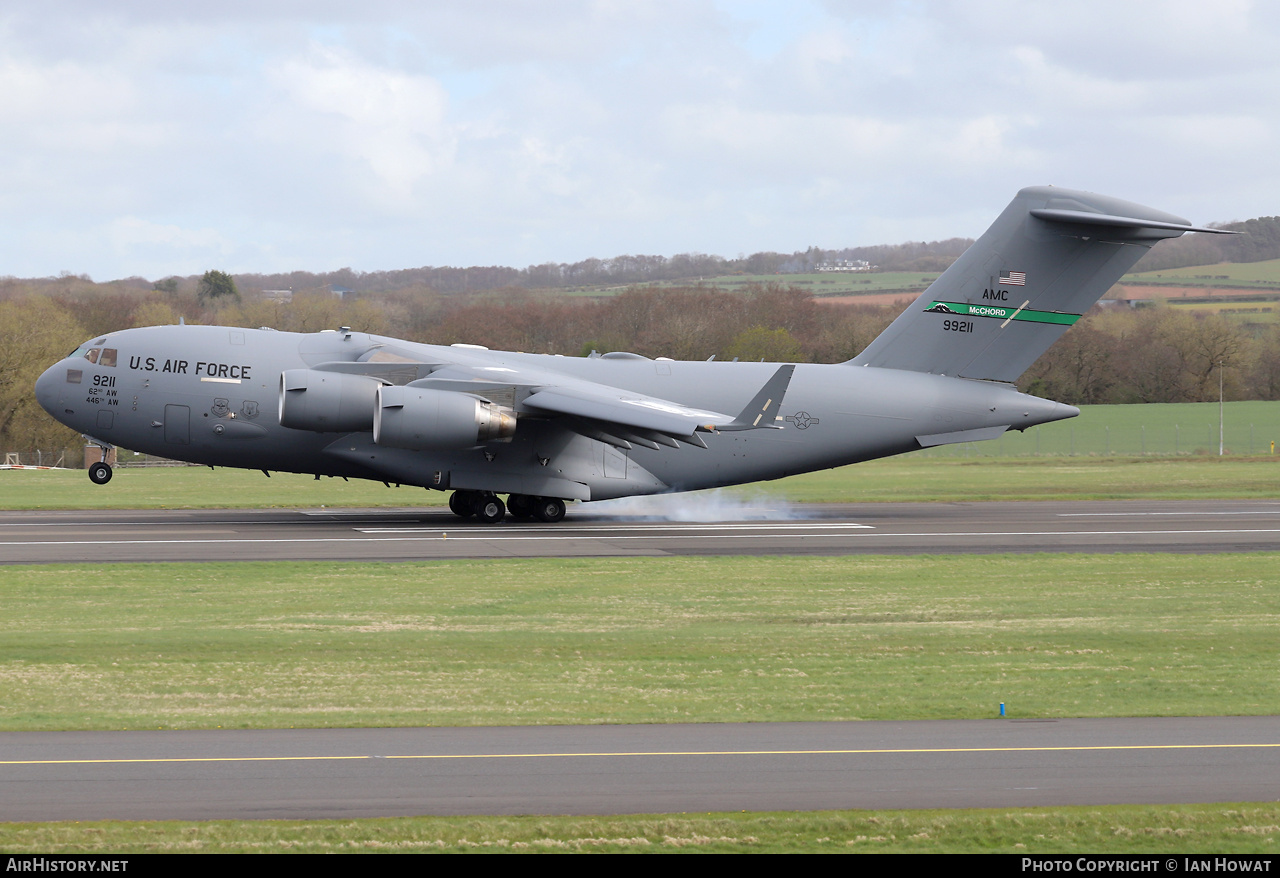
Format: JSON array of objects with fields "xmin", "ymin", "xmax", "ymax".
[
  {"xmin": 84, "ymin": 348, "xmax": 100, "ymax": 364},
  {"xmin": 99, "ymin": 348, "xmax": 117, "ymax": 367}
]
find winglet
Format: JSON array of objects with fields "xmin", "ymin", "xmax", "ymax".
[{"xmin": 713, "ymin": 364, "xmax": 796, "ymax": 432}]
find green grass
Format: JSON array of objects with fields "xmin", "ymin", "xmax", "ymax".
[
  {"xmin": 0, "ymin": 465, "xmax": 445, "ymax": 509},
  {"xmin": 4, "ymin": 455, "xmax": 1278, "ymax": 509},
  {"xmin": 550, "ymin": 271, "xmax": 940, "ymax": 298},
  {"xmin": 3, "ymin": 554, "xmax": 1278, "ymax": 731},
  {"xmin": 676, "ymin": 271, "xmax": 939, "ymax": 297},
  {"xmin": 1124, "ymin": 258, "xmax": 1280, "ymax": 289},
  {"xmin": 915, "ymin": 400, "xmax": 1280, "ymax": 458},
  {"xmin": 3, "ymin": 804, "xmax": 1279, "ymax": 853},
  {"xmin": 771, "ymin": 456, "xmax": 1280, "ymax": 502}
]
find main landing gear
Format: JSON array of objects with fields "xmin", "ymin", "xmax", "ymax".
[
  {"xmin": 448, "ymin": 491, "xmax": 566, "ymax": 524},
  {"xmin": 88, "ymin": 462, "xmax": 113, "ymax": 485}
]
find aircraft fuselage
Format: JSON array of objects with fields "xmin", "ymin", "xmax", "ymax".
[{"xmin": 36, "ymin": 324, "xmax": 1075, "ymax": 502}]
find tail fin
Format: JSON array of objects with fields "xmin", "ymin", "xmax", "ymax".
[{"xmin": 849, "ymin": 186, "xmax": 1233, "ymax": 382}]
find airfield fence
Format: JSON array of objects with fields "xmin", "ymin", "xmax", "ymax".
[
  {"xmin": 1, "ymin": 449, "xmax": 198, "ymax": 469},
  {"xmin": 1, "ymin": 451, "xmax": 66, "ymax": 469}
]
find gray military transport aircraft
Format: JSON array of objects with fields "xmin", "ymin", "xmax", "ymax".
[{"xmin": 35, "ymin": 186, "xmax": 1232, "ymax": 523}]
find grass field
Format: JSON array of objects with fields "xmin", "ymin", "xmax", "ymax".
[
  {"xmin": 669, "ymin": 271, "xmax": 941, "ymax": 297},
  {"xmin": 537, "ymin": 260, "xmax": 1280, "ymax": 302},
  {"xmin": 1124, "ymin": 258, "xmax": 1280, "ymax": 290},
  {"xmin": 4, "ymin": 554, "xmax": 1277, "ymax": 731},
  {"xmin": 535, "ymin": 259, "xmax": 1280, "ymax": 301},
  {"xmin": 914, "ymin": 400, "xmax": 1280, "ymax": 458},
  {"xmin": 4, "ymin": 804, "xmax": 1279, "ymax": 853},
  {"xmin": 551, "ymin": 271, "xmax": 942, "ymax": 298},
  {"xmin": 4, "ymin": 455, "xmax": 1280, "ymax": 509}
]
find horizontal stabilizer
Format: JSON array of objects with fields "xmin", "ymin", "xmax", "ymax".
[{"xmin": 1028, "ymin": 208, "xmax": 1238, "ymax": 236}]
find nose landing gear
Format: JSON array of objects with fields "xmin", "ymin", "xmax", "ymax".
[{"xmin": 88, "ymin": 462, "xmax": 113, "ymax": 485}]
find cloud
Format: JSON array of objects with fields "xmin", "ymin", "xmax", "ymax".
[
  {"xmin": 0, "ymin": 1, "xmax": 1275, "ymax": 279},
  {"xmin": 266, "ymin": 46, "xmax": 455, "ymax": 203}
]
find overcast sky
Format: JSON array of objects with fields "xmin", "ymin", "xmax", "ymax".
[{"xmin": 2, "ymin": 1, "xmax": 1276, "ymax": 281}]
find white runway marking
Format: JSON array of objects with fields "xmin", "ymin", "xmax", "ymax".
[
  {"xmin": 1059, "ymin": 510, "xmax": 1280, "ymax": 517},
  {"xmin": 6, "ymin": 528, "xmax": 1280, "ymax": 548}
]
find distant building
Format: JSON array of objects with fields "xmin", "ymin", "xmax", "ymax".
[
  {"xmin": 329, "ymin": 284, "xmax": 353, "ymax": 299},
  {"xmin": 815, "ymin": 259, "xmax": 875, "ymax": 272},
  {"xmin": 262, "ymin": 289, "xmax": 293, "ymax": 303}
]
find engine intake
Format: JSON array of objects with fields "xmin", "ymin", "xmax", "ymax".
[
  {"xmin": 374, "ymin": 385, "xmax": 516, "ymax": 450},
  {"xmin": 278, "ymin": 369, "xmax": 381, "ymax": 433}
]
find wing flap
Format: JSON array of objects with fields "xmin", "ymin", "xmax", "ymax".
[
  {"xmin": 522, "ymin": 364, "xmax": 796, "ymax": 444},
  {"xmin": 522, "ymin": 388, "xmax": 732, "ymax": 437}
]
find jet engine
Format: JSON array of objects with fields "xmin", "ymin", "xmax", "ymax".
[
  {"xmin": 374, "ymin": 385, "xmax": 516, "ymax": 450},
  {"xmin": 278, "ymin": 369, "xmax": 381, "ymax": 432}
]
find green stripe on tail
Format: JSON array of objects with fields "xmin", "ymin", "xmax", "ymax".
[{"xmin": 924, "ymin": 301, "xmax": 1081, "ymax": 326}]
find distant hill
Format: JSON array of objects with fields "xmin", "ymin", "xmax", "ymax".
[
  {"xmin": 220, "ymin": 237, "xmax": 976, "ymax": 298},
  {"xmin": 6, "ymin": 214, "xmax": 1274, "ymax": 299},
  {"xmin": 221, "ymin": 215, "xmax": 1280, "ymax": 298}
]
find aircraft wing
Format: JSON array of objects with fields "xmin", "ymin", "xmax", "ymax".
[
  {"xmin": 309, "ymin": 348, "xmax": 795, "ymax": 451},
  {"xmin": 521, "ymin": 363, "xmax": 795, "ymax": 449}
]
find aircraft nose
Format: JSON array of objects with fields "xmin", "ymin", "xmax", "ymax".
[{"xmin": 34, "ymin": 361, "xmax": 65, "ymax": 416}]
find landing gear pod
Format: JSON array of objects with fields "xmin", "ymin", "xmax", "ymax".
[
  {"xmin": 373, "ymin": 385, "xmax": 516, "ymax": 450},
  {"xmin": 278, "ymin": 370, "xmax": 381, "ymax": 433}
]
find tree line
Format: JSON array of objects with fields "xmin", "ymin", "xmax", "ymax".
[
  {"xmin": 1130, "ymin": 216, "xmax": 1280, "ymax": 272},
  {"xmin": 4, "ymin": 281, "xmax": 1279, "ymax": 463}
]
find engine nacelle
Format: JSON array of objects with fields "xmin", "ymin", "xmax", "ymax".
[
  {"xmin": 278, "ymin": 369, "xmax": 381, "ymax": 433},
  {"xmin": 374, "ymin": 385, "xmax": 516, "ymax": 450}
]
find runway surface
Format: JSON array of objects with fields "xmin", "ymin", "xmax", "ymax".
[
  {"xmin": 3, "ymin": 499, "xmax": 1280, "ymax": 563},
  {"xmin": 4, "ymin": 717, "xmax": 1279, "ymax": 821}
]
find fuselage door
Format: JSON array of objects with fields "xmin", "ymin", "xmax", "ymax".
[{"xmin": 164, "ymin": 404, "xmax": 190, "ymax": 445}]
